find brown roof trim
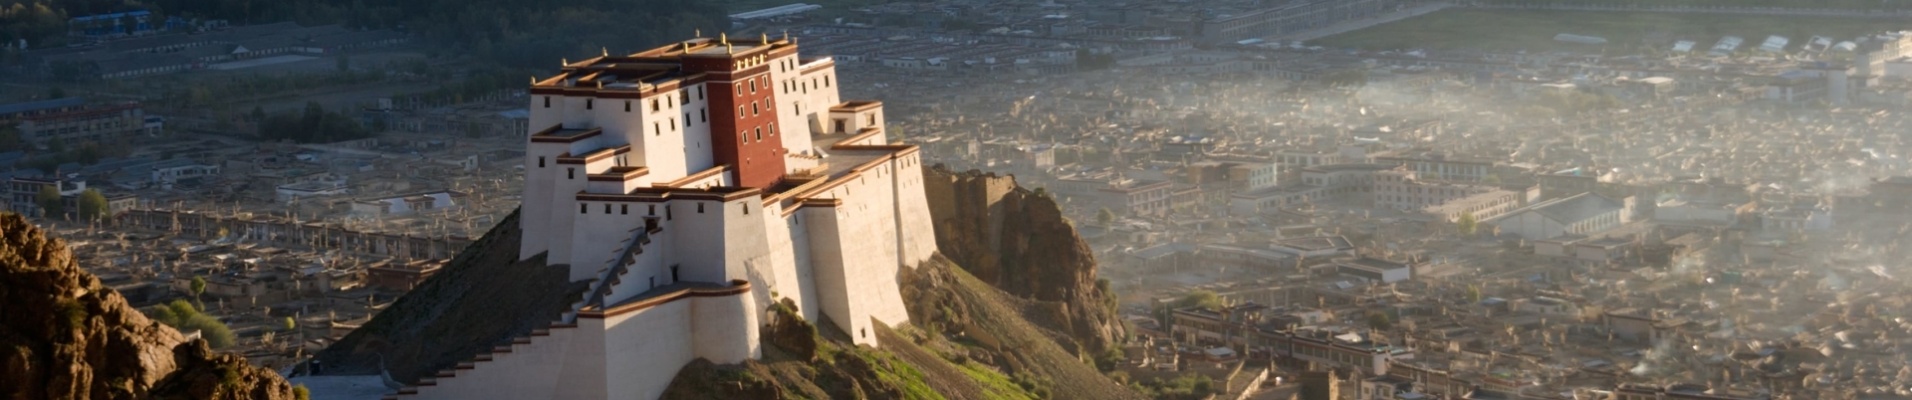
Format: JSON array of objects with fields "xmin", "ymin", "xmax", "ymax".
[
  {"xmin": 799, "ymin": 58, "xmax": 836, "ymax": 74},
  {"xmin": 576, "ymin": 186, "xmax": 763, "ymax": 203},
  {"xmin": 763, "ymin": 176, "xmax": 831, "ymax": 205},
  {"xmin": 831, "ymin": 127, "xmax": 886, "ymax": 148},
  {"xmin": 576, "ymin": 280, "xmax": 752, "ymax": 318},
  {"xmin": 829, "ymin": 100, "xmax": 883, "ymax": 113},
  {"xmin": 831, "ymin": 144, "xmax": 920, "ymax": 155},
  {"xmin": 799, "ymin": 198, "xmax": 842, "ymax": 207},
  {"xmin": 587, "ymin": 166, "xmax": 651, "ymax": 182},
  {"xmin": 658, "ymin": 165, "xmax": 731, "ymax": 188},
  {"xmin": 556, "ymin": 144, "xmax": 631, "ymax": 164},
  {"xmin": 530, "ymin": 127, "xmax": 603, "ymax": 143}
]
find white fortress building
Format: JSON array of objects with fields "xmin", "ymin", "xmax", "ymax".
[{"xmin": 388, "ymin": 34, "xmax": 937, "ymax": 400}]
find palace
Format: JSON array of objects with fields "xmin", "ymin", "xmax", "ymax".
[{"xmin": 388, "ymin": 34, "xmax": 937, "ymax": 400}]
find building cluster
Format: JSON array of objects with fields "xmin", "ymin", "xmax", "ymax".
[
  {"xmin": 22, "ymin": 21, "xmax": 406, "ymax": 80},
  {"xmin": 746, "ymin": 5, "xmax": 1912, "ymax": 397}
]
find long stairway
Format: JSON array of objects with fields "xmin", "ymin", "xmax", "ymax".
[{"xmin": 385, "ymin": 224, "xmax": 660, "ymax": 399}]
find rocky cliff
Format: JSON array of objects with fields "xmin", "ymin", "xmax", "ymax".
[
  {"xmin": 921, "ymin": 166, "xmax": 1126, "ymax": 356},
  {"xmin": 0, "ymin": 213, "xmax": 295, "ymax": 400}
]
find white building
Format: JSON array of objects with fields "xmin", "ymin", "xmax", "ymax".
[
  {"xmin": 149, "ymin": 158, "xmax": 221, "ymax": 189},
  {"xmin": 349, "ymin": 191, "xmax": 464, "ymax": 216},
  {"xmin": 1485, "ymin": 193, "xmax": 1632, "ymax": 240},
  {"xmin": 394, "ymin": 35, "xmax": 938, "ymax": 400}
]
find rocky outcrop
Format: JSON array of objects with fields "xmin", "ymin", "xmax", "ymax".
[
  {"xmin": 921, "ymin": 166, "xmax": 1125, "ymax": 355},
  {"xmin": 0, "ymin": 213, "xmax": 295, "ymax": 400}
]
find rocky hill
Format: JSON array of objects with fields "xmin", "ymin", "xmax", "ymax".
[
  {"xmin": 0, "ymin": 213, "xmax": 296, "ymax": 400},
  {"xmin": 922, "ymin": 166, "xmax": 1127, "ymax": 357},
  {"xmin": 321, "ymin": 166, "xmax": 1138, "ymax": 399}
]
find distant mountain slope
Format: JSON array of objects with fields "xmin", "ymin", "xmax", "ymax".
[{"xmin": 0, "ymin": 213, "xmax": 296, "ymax": 400}]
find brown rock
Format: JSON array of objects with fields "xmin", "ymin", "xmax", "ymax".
[
  {"xmin": 0, "ymin": 213, "xmax": 294, "ymax": 400},
  {"xmin": 921, "ymin": 166, "xmax": 1126, "ymax": 355}
]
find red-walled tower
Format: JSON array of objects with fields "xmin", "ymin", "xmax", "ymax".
[{"xmin": 684, "ymin": 41, "xmax": 789, "ymax": 189}]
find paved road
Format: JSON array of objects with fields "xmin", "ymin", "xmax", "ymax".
[{"xmin": 1269, "ymin": 2, "xmax": 1456, "ymax": 42}]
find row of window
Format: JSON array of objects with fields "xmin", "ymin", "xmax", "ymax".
[
  {"xmin": 739, "ymin": 123, "xmax": 778, "ymax": 144},
  {"xmin": 541, "ymin": 85, "xmax": 707, "ymax": 110},
  {"xmin": 578, "ymin": 200, "xmax": 751, "ymax": 216}
]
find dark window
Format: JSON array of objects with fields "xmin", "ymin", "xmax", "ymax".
[
  {"xmin": 538, "ymin": 157, "xmax": 545, "ymax": 167},
  {"xmin": 680, "ymin": 90, "xmax": 690, "ymax": 105},
  {"xmin": 543, "ymin": 97, "xmax": 550, "ymax": 108},
  {"xmin": 697, "ymin": 203, "xmax": 705, "ymax": 213},
  {"xmin": 649, "ymin": 205, "xmax": 656, "ymax": 215},
  {"xmin": 580, "ymin": 203, "xmax": 587, "ymax": 214},
  {"xmin": 755, "ymin": 127, "xmax": 762, "ymax": 141},
  {"xmin": 568, "ymin": 168, "xmax": 575, "ymax": 179},
  {"xmin": 741, "ymin": 203, "xmax": 749, "ymax": 215},
  {"xmin": 652, "ymin": 99, "xmax": 660, "ymax": 111},
  {"xmin": 604, "ymin": 204, "xmax": 611, "ymax": 214},
  {"xmin": 701, "ymin": 108, "xmax": 707, "ymax": 122},
  {"xmin": 752, "ymin": 101, "xmax": 759, "ymax": 116},
  {"xmin": 671, "ymin": 265, "xmax": 680, "ymax": 282},
  {"xmin": 625, "ymin": 101, "xmax": 631, "ymax": 112},
  {"xmin": 684, "ymin": 113, "xmax": 692, "ymax": 127},
  {"xmin": 697, "ymin": 86, "xmax": 704, "ymax": 99},
  {"xmin": 585, "ymin": 99, "xmax": 593, "ymax": 110}
]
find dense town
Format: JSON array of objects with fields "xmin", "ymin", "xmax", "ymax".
[{"xmin": 6, "ymin": 0, "xmax": 1912, "ymax": 398}]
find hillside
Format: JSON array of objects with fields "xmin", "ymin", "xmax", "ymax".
[
  {"xmin": 320, "ymin": 166, "xmax": 1139, "ymax": 399},
  {"xmin": 316, "ymin": 209, "xmax": 590, "ymax": 383},
  {"xmin": 922, "ymin": 166, "xmax": 1127, "ymax": 357},
  {"xmin": 661, "ymin": 255, "xmax": 1141, "ymax": 400},
  {"xmin": 0, "ymin": 213, "xmax": 296, "ymax": 400}
]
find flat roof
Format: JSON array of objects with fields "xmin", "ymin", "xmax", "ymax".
[{"xmin": 0, "ymin": 97, "xmax": 86, "ymax": 116}]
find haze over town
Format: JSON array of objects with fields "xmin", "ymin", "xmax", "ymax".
[{"xmin": 7, "ymin": 0, "xmax": 1912, "ymax": 399}]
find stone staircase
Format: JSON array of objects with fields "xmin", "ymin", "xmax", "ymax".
[{"xmin": 386, "ymin": 222, "xmax": 661, "ymax": 399}]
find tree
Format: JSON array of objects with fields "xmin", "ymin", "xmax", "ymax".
[
  {"xmin": 35, "ymin": 185, "xmax": 62, "ymax": 217},
  {"xmin": 143, "ymin": 299, "xmax": 236, "ymax": 349},
  {"xmin": 1456, "ymin": 211, "xmax": 1478, "ymax": 236},
  {"xmin": 293, "ymin": 385, "xmax": 311, "ymax": 400},
  {"xmin": 1467, "ymin": 285, "xmax": 1483, "ymax": 303},
  {"xmin": 0, "ymin": 126, "xmax": 23, "ymax": 152},
  {"xmin": 283, "ymin": 316, "xmax": 297, "ymax": 331},
  {"xmin": 1096, "ymin": 207, "xmax": 1116, "ymax": 226},
  {"xmin": 189, "ymin": 276, "xmax": 207, "ymax": 305},
  {"xmin": 77, "ymin": 189, "xmax": 107, "ymax": 222},
  {"xmin": 1174, "ymin": 290, "xmax": 1225, "ymax": 311},
  {"xmin": 1366, "ymin": 310, "xmax": 1393, "ymax": 331}
]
